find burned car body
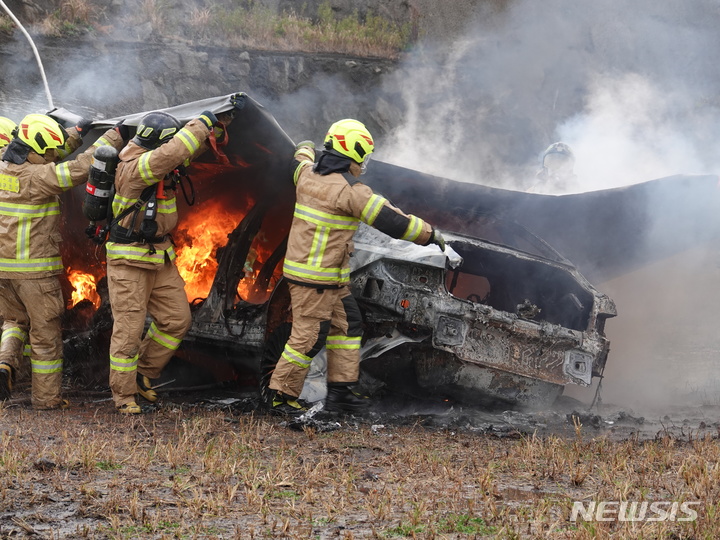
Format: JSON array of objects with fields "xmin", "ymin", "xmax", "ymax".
[
  {"xmin": 177, "ymin": 198, "xmax": 616, "ymax": 409},
  {"xmin": 59, "ymin": 93, "xmax": 618, "ymax": 408},
  {"xmin": 345, "ymin": 219, "xmax": 615, "ymax": 407}
]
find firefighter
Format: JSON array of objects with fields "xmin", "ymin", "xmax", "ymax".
[
  {"xmin": 268, "ymin": 119, "xmax": 445, "ymax": 414},
  {"xmin": 106, "ymin": 108, "xmax": 232, "ymax": 415},
  {"xmin": 0, "ymin": 117, "xmax": 16, "ymax": 151},
  {"xmin": 0, "ymin": 116, "xmax": 16, "ymax": 382},
  {"xmin": 0, "ymin": 113, "xmax": 125, "ymax": 408},
  {"xmin": 529, "ymin": 141, "xmax": 577, "ymax": 193}
]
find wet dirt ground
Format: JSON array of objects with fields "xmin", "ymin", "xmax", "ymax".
[{"xmin": 2, "ymin": 381, "xmax": 720, "ymax": 539}]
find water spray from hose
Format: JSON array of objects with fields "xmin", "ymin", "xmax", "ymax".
[{"xmin": 0, "ymin": 0, "xmax": 54, "ymax": 110}]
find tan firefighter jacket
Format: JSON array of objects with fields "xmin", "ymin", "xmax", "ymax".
[
  {"xmin": 106, "ymin": 118, "xmax": 215, "ymax": 269},
  {"xmin": 283, "ymin": 147, "xmax": 433, "ymax": 287},
  {"xmin": 0, "ymin": 127, "xmax": 124, "ymax": 279}
]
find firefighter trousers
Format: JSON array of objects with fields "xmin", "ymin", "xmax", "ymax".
[
  {"xmin": 0, "ymin": 277, "xmax": 65, "ymax": 409},
  {"xmin": 107, "ymin": 260, "xmax": 191, "ymax": 407},
  {"xmin": 269, "ymin": 283, "xmax": 363, "ymax": 398}
]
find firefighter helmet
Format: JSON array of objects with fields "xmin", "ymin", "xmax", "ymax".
[
  {"xmin": 323, "ymin": 119, "xmax": 374, "ymax": 164},
  {"xmin": 132, "ymin": 111, "xmax": 182, "ymax": 150},
  {"xmin": 541, "ymin": 142, "xmax": 575, "ymax": 172},
  {"xmin": 15, "ymin": 114, "xmax": 67, "ymax": 154},
  {"xmin": 0, "ymin": 116, "xmax": 16, "ymax": 148}
]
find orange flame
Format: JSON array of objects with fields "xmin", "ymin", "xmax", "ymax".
[
  {"xmin": 175, "ymin": 200, "xmax": 246, "ymax": 302},
  {"xmin": 235, "ymin": 233, "xmax": 281, "ymax": 304},
  {"xmin": 67, "ymin": 268, "xmax": 100, "ymax": 308}
]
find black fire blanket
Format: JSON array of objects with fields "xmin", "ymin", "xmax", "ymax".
[{"xmin": 62, "ymin": 93, "xmax": 720, "ymax": 284}]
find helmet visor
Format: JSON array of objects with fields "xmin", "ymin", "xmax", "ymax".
[{"xmin": 360, "ymin": 154, "xmax": 372, "ymax": 175}]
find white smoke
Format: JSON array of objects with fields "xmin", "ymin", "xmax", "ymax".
[
  {"xmin": 377, "ymin": 0, "xmax": 720, "ymax": 412},
  {"xmin": 563, "ymin": 74, "xmax": 714, "ymax": 192},
  {"xmin": 379, "ymin": 0, "xmax": 720, "ymax": 195}
]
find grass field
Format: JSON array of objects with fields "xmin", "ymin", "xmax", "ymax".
[{"xmin": 1, "ymin": 397, "xmax": 718, "ymax": 539}]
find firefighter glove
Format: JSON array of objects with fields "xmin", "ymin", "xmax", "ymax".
[
  {"xmin": 114, "ymin": 120, "xmax": 130, "ymax": 143},
  {"xmin": 75, "ymin": 118, "xmax": 93, "ymax": 137},
  {"xmin": 429, "ymin": 228, "xmax": 446, "ymax": 251},
  {"xmin": 294, "ymin": 141, "xmax": 315, "ymax": 163},
  {"xmin": 199, "ymin": 110, "xmax": 218, "ymax": 130},
  {"xmin": 230, "ymin": 93, "xmax": 245, "ymax": 111}
]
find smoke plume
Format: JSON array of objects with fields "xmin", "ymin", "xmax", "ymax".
[
  {"xmin": 379, "ymin": 0, "xmax": 720, "ymax": 194},
  {"xmin": 376, "ymin": 0, "xmax": 720, "ymax": 411}
]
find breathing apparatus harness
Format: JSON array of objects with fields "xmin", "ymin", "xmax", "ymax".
[
  {"xmin": 106, "ymin": 184, "xmax": 165, "ymax": 254},
  {"xmin": 83, "ymin": 149, "xmax": 196, "ymax": 253},
  {"xmin": 82, "ymin": 111, "xmax": 229, "ymax": 250}
]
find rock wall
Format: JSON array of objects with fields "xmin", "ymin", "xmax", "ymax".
[
  {"xmin": 0, "ymin": 35, "xmax": 402, "ymax": 144},
  {"xmin": 1, "ymin": 0, "xmax": 569, "ymax": 187},
  {"xmin": 0, "ymin": 0, "xmax": 509, "ymax": 145},
  {"xmin": 0, "ymin": 0, "xmax": 548, "ymax": 181}
]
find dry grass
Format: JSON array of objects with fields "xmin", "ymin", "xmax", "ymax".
[
  {"xmin": 9, "ymin": 0, "xmax": 409, "ymax": 58},
  {"xmin": 136, "ymin": 0, "xmax": 168, "ymax": 37},
  {"xmin": 1, "ymin": 402, "xmax": 720, "ymax": 538},
  {"xmin": 0, "ymin": 14, "xmax": 13, "ymax": 34},
  {"xmin": 203, "ymin": 3, "xmax": 411, "ymax": 59},
  {"xmin": 35, "ymin": 0, "xmax": 104, "ymax": 37},
  {"xmin": 59, "ymin": 0, "xmax": 95, "ymax": 23}
]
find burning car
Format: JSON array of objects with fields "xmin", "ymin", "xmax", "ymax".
[
  {"xmin": 59, "ymin": 93, "xmax": 616, "ymax": 409},
  {"xmin": 340, "ymin": 218, "xmax": 615, "ymax": 408}
]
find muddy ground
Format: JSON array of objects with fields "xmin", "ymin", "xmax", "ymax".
[{"xmin": 2, "ymin": 381, "xmax": 720, "ymax": 539}]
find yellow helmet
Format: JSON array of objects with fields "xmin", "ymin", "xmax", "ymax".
[
  {"xmin": 323, "ymin": 119, "xmax": 374, "ymax": 164},
  {"xmin": 16, "ymin": 113, "xmax": 67, "ymax": 154},
  {"xmin": 0, "ymin": 116, "xmax": 16, "ymax": 149}
]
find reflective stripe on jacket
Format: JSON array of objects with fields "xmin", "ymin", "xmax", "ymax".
[
  {"xmin": 107, "ymin": 118, "xmax": 211, "ymax": 267},
  {"xmin": 0, "ymin": 128, "xmax": 124, "ymax": 279},
  {"xmin": 283, "ymin": 149, "xmax": 433, "ymax": 286}
]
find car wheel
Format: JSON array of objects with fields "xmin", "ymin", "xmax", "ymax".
[{"xmin": 259, "ymin": 322, "xmax": 292, "ymax": 404}]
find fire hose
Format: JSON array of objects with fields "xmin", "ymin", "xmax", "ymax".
[{"xmin": 0, "ymin": 0, "xmax": 54, "ymax": 110}]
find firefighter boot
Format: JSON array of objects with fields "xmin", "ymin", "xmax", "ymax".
[
  {"xmin": 0, "ymin": 363, "xmax": 13, "ymax": 401},
  {"xmin": 136, "ymin": 373, "xmax": 158, "ymax": 403},
  {"xmin": 35, "ymin": 399, "xmax": 70, "ymax": 411},
  {"xmin": 324, "ymin": 383, "xmax": 370, "ymax": 413},
  {"xmin": 117, "ymin": 401, "xmax": 141, "ymax": 415},
  {"xmin": 270, "ymin": 391, "xmax": 308, "ymax": 416}
]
